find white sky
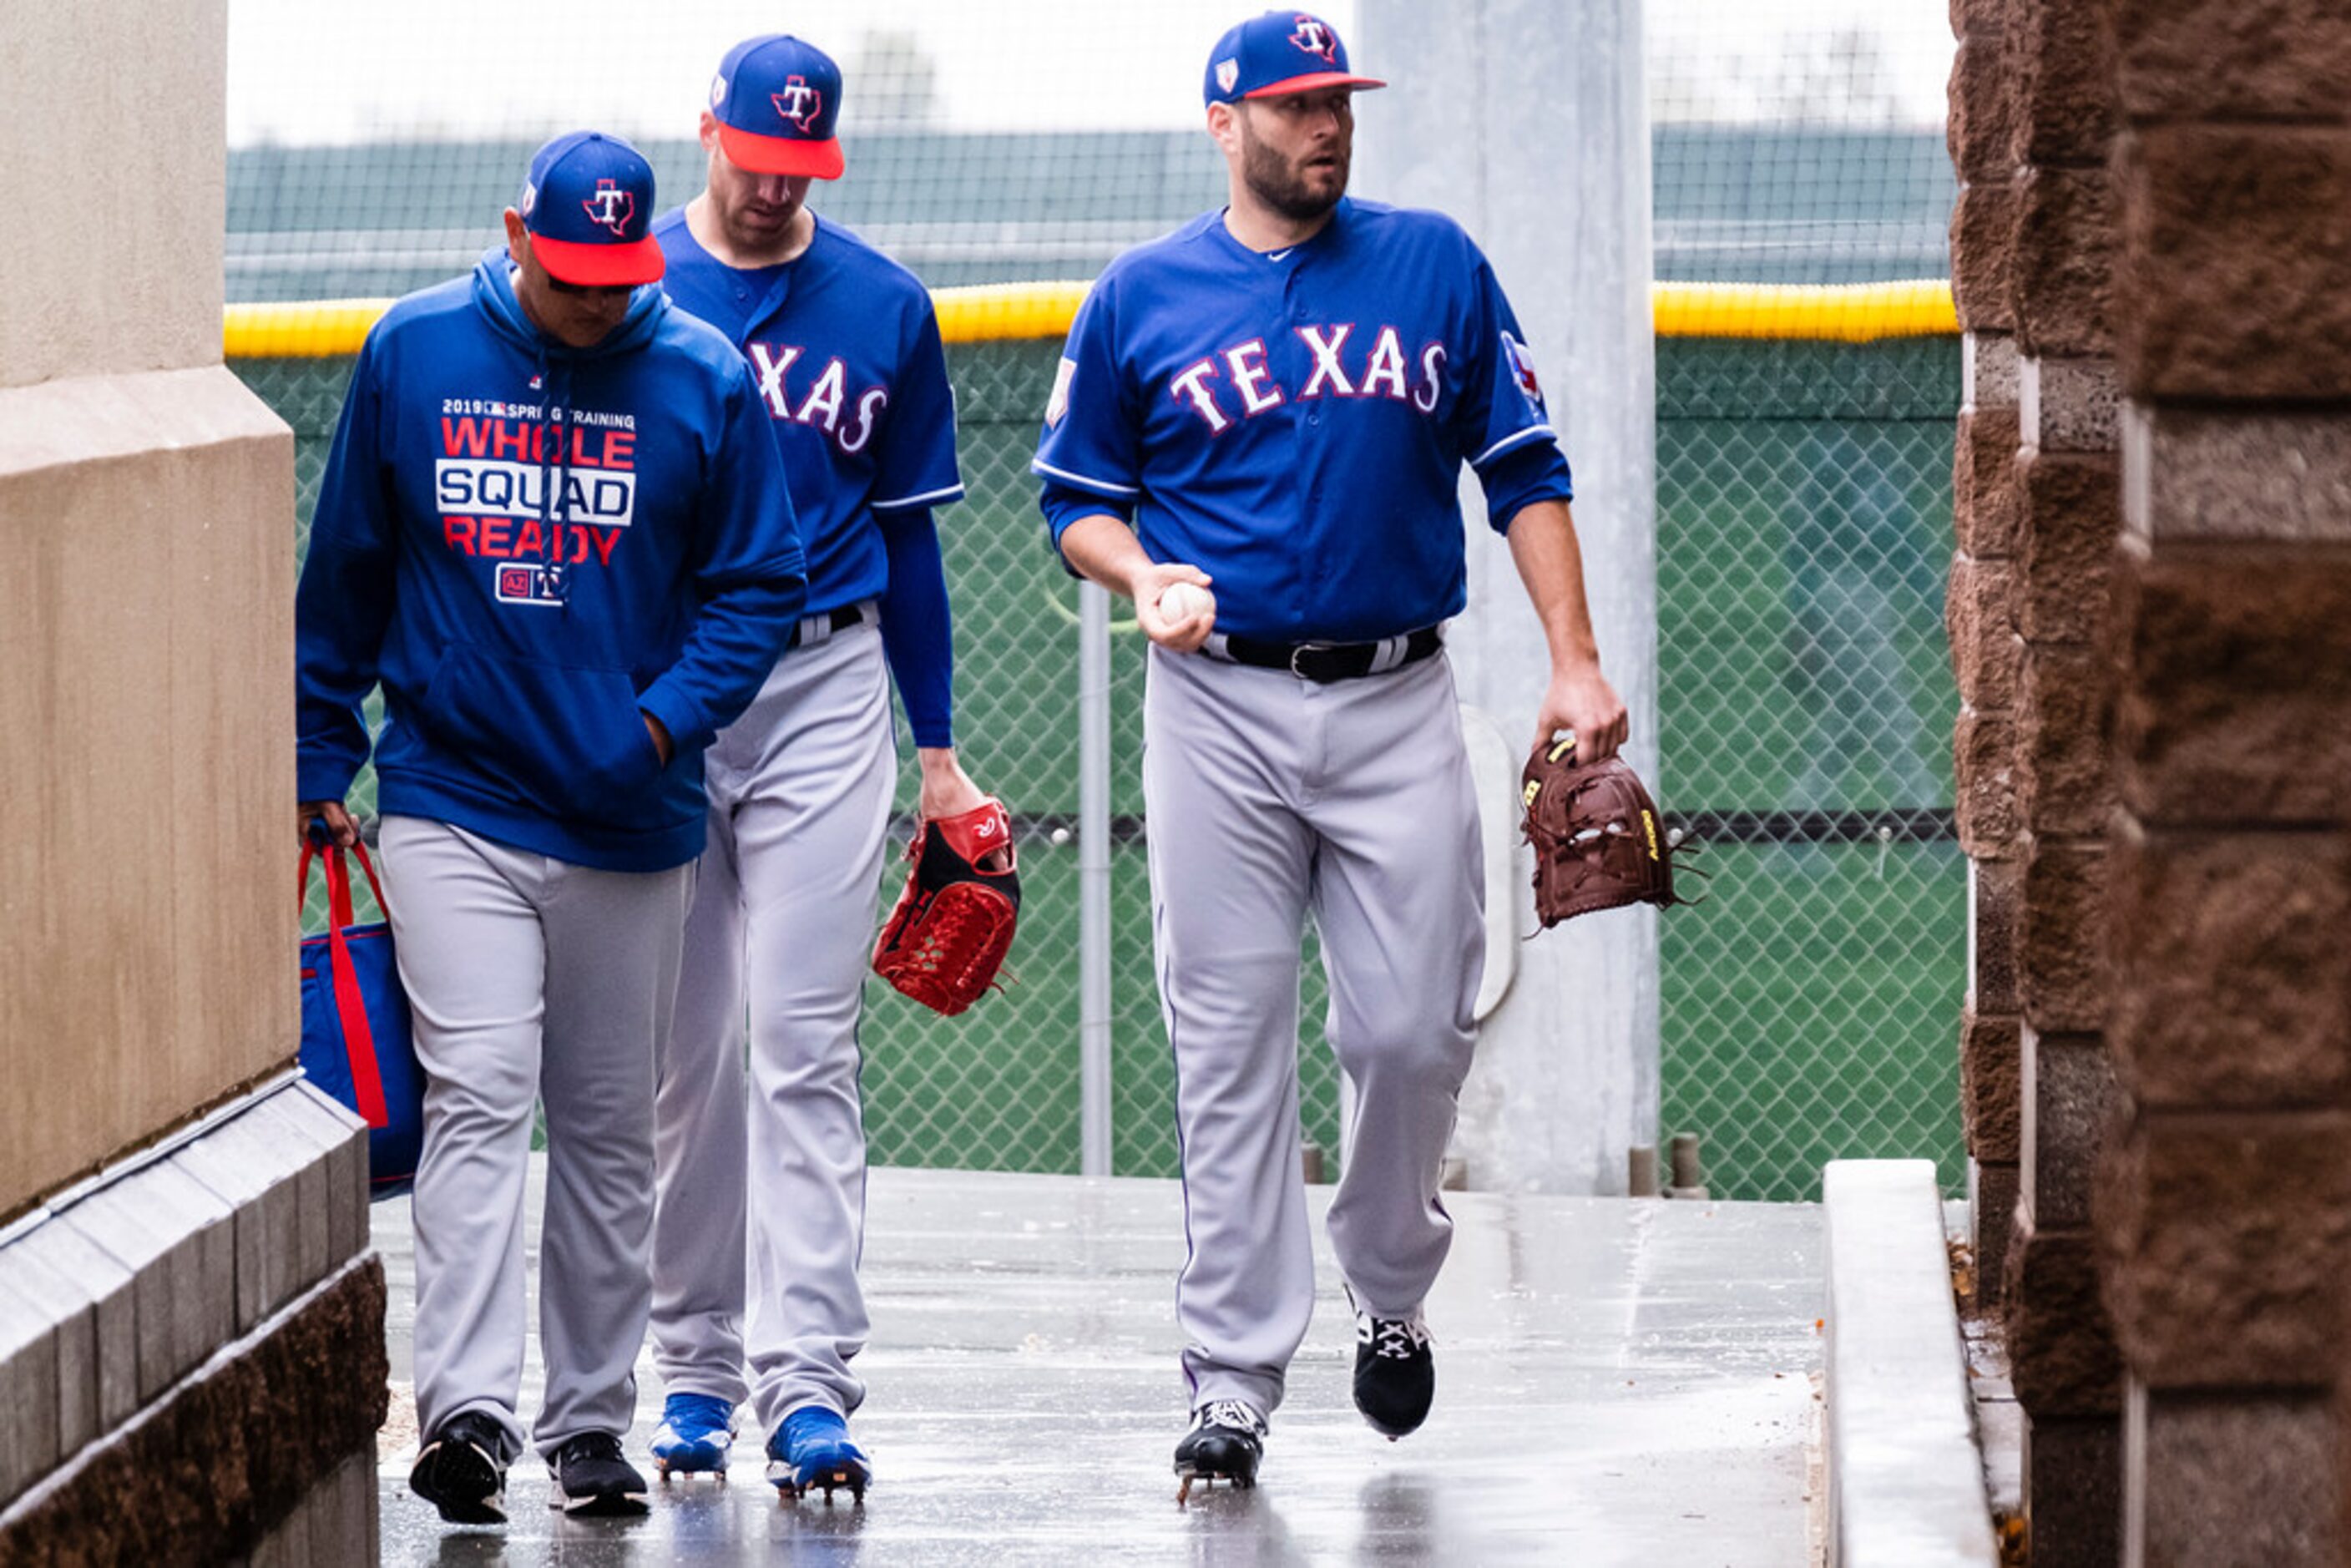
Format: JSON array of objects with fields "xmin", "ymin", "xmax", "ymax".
[{"xmin": 225, "ymin": 0, "xmax": 1952, "ymax": 144}]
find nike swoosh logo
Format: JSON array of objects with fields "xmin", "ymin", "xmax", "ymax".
[{"xmin": 1267, "ymin": 248, "xmax": 1293, "ymax": 262}]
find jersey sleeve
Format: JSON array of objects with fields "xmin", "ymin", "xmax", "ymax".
[
  {"xmin": 1478, "ymin": 439, "xmax": 1575, "ymax": 532},
  {"xmin": 1454, "ymin": 249, "xmax": 1573, "ymax": 521},
  {"xmin": 871, "ymin": 300, "xmax": 966, "ymax": 515},
  {"xmin": 1030, "ymin": 278, "xmax": 1142, "ymax": 549},
  {"xmin": 876, "ymin": 507, "xmax": 955, "ymax": 748}
]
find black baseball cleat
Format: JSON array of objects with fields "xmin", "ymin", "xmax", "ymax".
[
  {"xmin": 1350, "ymin": 1291, "xmax": 1435, "ymax": 1439},
  {"xmin": 410, "ymin": 1409, "xmax": 509, "ymax": 1525},
  {"xmin": 547, "ymin": 1431, "xmax": 650, "ymax": 1517},
  {"xmin": 1173, "ymin": 1399, "xmax": 1267, "ymax": 1503}
]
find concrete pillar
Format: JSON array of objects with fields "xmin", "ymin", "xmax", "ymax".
[
  {"xmin": 0, "ymin": 4, "xmax": 382, "ymax": 1559},
  {"xmin": 0, "ymin": 0, "xmax": 292, "ymax": 1213},
  {"xmin": 2099, "ymin": 2, "xmax": 2351, "ymax": 1555},
  {"xmin": 1354, "ymin": 0, "xmax": 1660, "ymax": 1194}
]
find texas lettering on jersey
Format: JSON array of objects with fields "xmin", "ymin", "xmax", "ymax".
[
  {"xmin": 746, "ymin": 341, "xmax": 887, "ymax": 455},
  {"xmin": 1164, "ymin": 322, "xmax": 1457, "ymax": 433},
  {"xmin": 434, "ymin": 400, "xmax": 640, "ymax": 604}
]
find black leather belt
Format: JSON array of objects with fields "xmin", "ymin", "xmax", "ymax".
[
  {"xmin": 789, "ymin": 601, "xmax": 875, "ymax": 648},
  {"xmin": 1214, "ymin": 627, "xmax": 1443, "ymax": 682}
]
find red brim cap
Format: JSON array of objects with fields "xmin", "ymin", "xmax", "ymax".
[
  {"xmin": 718, "ymin": 122, "xmax": 847, "ymax": 180},
  {"xmin": 529, "ymin": 232, "xmax": 666, "ymax": 286},
  {"xmin": 1243, "ymin": 71, "xmax": 1386, "ymax": 99}
]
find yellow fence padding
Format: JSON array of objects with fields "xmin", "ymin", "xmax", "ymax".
[{"xmin": 225, "ymin": 278, "xmax": 1958, "ymax": 358}]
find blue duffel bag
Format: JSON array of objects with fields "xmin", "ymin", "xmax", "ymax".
[{"xmin": 298, "ymin": 837, "xmax": 424, "ymax": 1199}]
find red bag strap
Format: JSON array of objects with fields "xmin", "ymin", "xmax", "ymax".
[
  {"xmin": 348, "ymin": 840, "xmax": 389, "ymax": 916},
  {"xmin": 299, "ymin": 837, "xmax": 390, "ymax": 924},
  {"xmin": 301, "ymin": 838, "xmax": 390, "ymax": 1129}
]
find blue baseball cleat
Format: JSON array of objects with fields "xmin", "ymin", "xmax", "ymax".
[
  {"xmin": 765, "ymin": 1405, "xmax": 870, "ymax": 1502},
  {"xmin": 650, "ymin": 1393, "xmax": 736, "ymax": 1479}
]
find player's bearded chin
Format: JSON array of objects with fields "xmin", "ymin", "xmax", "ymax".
[{"xmin": 1241, "ymin": 123, "xmax": 1346, "ymax": 222}]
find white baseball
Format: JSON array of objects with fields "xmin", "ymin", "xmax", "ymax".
[{"xmin": 1158, "ymin": 582, "xmax": 1215, "ymax": 625}]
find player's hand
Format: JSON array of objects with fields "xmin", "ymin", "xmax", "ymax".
[
  {"xmin": 641, "ymin": 710, "xmax": 675, "ymax": 768},
  {"xmin": 1131, "ymin": 563, "xmax": 1216, "ymax": 654},
  {"xmin": 917, "ymin": 747, "xmax": 988, "ymax": 822},
  {"xmin": 1534, "ymin": 661, "xmax": 1628, "ymax": 763},
  {"xmin": 299, "ymin": 799, "xmax": 360, "ymax": 848}
]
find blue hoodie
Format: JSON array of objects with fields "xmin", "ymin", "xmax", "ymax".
[{"xmin": 296, "ymin": 250, "xmax": 807, "ymax": 872}]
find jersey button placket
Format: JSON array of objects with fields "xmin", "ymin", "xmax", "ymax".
[
  {"xmin": 1291, "ymin": 269, "xmax": 1322, "ymax": 428},
  {"xmin": 1289, "ymin": 269, "xmax": 1327, "ymax": 606},
  {"xmin": 1302, "ymin": 294, "xmax": 1320, "ymax": 427},
  {"xmin": 1299, "ymin": 270, "xmax": 1325, "ymax": 468}
]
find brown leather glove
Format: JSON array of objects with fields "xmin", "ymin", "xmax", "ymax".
[{"xmin": 1520, "ymin": 741, "xmax": 1687, "ymax": 926}]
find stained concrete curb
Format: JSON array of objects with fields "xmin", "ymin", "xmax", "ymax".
[
  {"xmin": 1824, "ymin": 1160, "xmax": 2001, "ymax": 1565},
  {"xmin": 0, "ymin": 1078, "xmax": 378, "ymax": 1560}
]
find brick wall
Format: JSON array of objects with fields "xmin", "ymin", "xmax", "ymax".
[
  {"xmin": 1948, "ymin": 1, "xmax": 2128, "ymax": 1560},
  {"xmin": 2100, "ymin": 0, "xmax": 2351, "ymax": 1557},
  {"xmin": 1947, "ymin": 0, "xmax": 2028, "ymax": 1321}
]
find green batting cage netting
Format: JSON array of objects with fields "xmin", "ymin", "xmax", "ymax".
[{"xmin": 240, "ymin": 1, "xmax": 1962, "ymax": 1201}]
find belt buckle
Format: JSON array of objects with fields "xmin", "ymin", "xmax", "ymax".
[{"xmin": 1287, "ymin": 641, "xmax": 1338, "ymax": 680}]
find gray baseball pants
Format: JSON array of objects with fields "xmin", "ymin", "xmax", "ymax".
[
  {"xmin": 1143, "ymin": 644, "xmax": 1484, "ymax": 1419},
  {"xmin": 379, "ymin": 813, "xmax": 691, "ymax": 1464},
  {"xmin": 650, "ymin": 613, "xmax": 893, "ymax": 1432}
]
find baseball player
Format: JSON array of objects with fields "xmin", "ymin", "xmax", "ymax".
[
  {"xmin": 644, "ymin": 35, "xmax": 982, "ymax": 1500},
  {"xmin": 1032, "ymin": 12, "xmax": 1628, "ymax": 1495},
  {"xmin": 295, "ymin": 131, "xmax": 805, "ymax": 1524}
]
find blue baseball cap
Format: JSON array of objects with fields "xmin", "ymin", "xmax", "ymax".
[
  {"xmin": 709, "ymin": 35, "xmax": 846, "ymax": 180},
  {"xmin": 518, "ymin": 131, "xmax": 665, "ymax": 286},
  {"xmin": 1204, "ymin": 12, "xmax": 1385, "ymax": 106}
]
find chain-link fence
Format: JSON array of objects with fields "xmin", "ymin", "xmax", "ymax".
[
  {"xmin": 253, "ymin": 1, "xmax": 1966, "ymax": 1203},
  {"xmin": 1656, "ymin": 338, "xmax": 1962, "ymax": 1201},
  {"xmin": 266, "ymin": 325, "xmax": 1960, "ymax": 1201}
]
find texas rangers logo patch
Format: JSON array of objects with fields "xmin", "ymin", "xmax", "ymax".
[
  {"xmin": 1502, "ymin": 331, "xmax": 1544, "ymax": 403},
  {"xmin": 1216, "ymin": 58, "xmax": 1240, "ymax": 94},
  {"xmin": 773, "ymin": 76, "xmax": 823, "ymax": 132},
  {"xmin": 582, "ymin": 180, "xmax": 635, "ymax": 237},
  {"xmin": 1045, "ymin": 357, "xmax": 1076, "ymax": 429},
  {"xmin": 1291, "ymin": 16, "xmax": 1337, "ymax": 62},
  {"xmin": 495, "ymin": 562, "xmax": 566, "ymax": 607}
]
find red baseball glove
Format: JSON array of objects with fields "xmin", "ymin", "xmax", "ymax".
[{"xmin": 872, "ymin": 797, "xmax": 1020, "ymax": 1015}]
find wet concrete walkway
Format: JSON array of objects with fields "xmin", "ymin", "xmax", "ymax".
[{"xmin": 377, "ymin": 1165, "xmax": 1823, "ymax": 1565}]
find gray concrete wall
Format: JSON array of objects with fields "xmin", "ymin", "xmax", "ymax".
[
  {"xmin": 1356, "ymin": 0, "xmax": 1661, "ymax": 1194},
  {"xmin": 0, "ymin": 0, "xmax": 295, "ymax": 1216}
]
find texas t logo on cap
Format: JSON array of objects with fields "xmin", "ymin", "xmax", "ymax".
[
  {"xmin": 582, "ymin": 180, "xmax": 635, "ymax": 236},
  {"xmin": 708, "ymin": 34, "xmax": 847, "ymax": 180},
  {"xmin": 774, "ymin": 75, "xmax": 823, "ymax": 132},
  {"xmin": 1290, "ymin": 17, "xmax": 1338, "ymax": 63},
  {"xmin": 518, "ymin": 131, "xmax": 665, "ymax": 286},
  {"xmin": 1203, "ymin": 10, "xmax": 1384, "ymax": 105}
]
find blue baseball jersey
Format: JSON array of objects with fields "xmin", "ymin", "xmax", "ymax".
[
  {"xmin": 1033, "ymin": 197, "xmax": 1572, "ymax": 645},
  {"xmin": 655, "ymin": 209, "xmax": 964, "ymax": 615}
]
